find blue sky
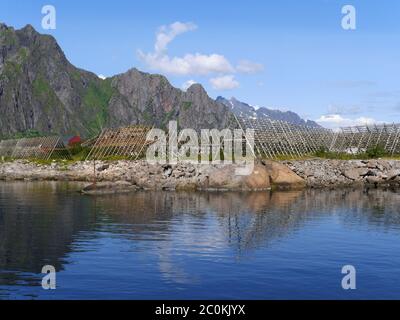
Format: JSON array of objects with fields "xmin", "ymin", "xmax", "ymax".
[{"xmin": 1, "ymin": 0, "xmax": 399, "ymax": 128}]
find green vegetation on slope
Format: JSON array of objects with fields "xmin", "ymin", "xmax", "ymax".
[
  {"xmin": 181, "ymin": 101, "xmax": 192, "ymax": 111},
  {"xmin": 3, "ymin": 28, "xmax": 17, "ymax": 46},
  {"xmin": 83, "ymin": 79, "xmax": 115, "ymax": 133},
  {"xmin": 0, "ymin": 129, "xmax": 44, "ymax": 141},
  {"xmin": 32, "ymin": 74, "xmax": 62, "ymax": 113}
]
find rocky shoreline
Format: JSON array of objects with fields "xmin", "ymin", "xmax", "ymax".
[
  {"xmin": 1, "ymin": 159, "xmax": 400, "ymax": 192},
  {"xmin": 0, "ymin": 159, "xmax": 304, "ymax": 192},
  {"xmin": 284, "ymin": 159, "xmax": 400, "ymax": 188}
]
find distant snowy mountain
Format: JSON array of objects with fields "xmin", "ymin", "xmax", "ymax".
[{"xmin": 216, "ymin": 97, "xmax": 321, "ymax": 128}]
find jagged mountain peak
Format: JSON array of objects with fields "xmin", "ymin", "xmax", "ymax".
[
  {"xmin": 186, "ymin": 83, "xmax": 207, "ymax": 95},
  {"xmin": 218, "ymin": 96, "xmax": 320, "ymax": 128},
  {"xmin": 0, "ymin": 23, "xmax": 10, "ymax": 30},
  {"xmin": 0, "ymin": 22, "xmax": 234, "ymax": 138},
  {"xmin": 20, "ymin": 24, "xmax": 36, "ymax": 33}
]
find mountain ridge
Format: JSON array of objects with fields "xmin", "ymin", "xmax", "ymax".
[
  {"xmin": 216, "ymin": 96, "xmax": 321, "ymax": 128},
  {"xmin": 0, "ymin": 23, "xmax": 235, "ymax": 138},
  {"xmin": 0, "ymin": 22, "xmax": 318, "ymax": 139}
]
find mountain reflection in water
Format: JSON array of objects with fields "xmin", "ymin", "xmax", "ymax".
[{"xmin": 1, "ymin": 181, "xmax": 400, "ymax": 299}]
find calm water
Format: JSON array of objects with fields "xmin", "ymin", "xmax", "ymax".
[{"xmin": 1, "ymin": 182, "xmax": 400, "ymax": 300}]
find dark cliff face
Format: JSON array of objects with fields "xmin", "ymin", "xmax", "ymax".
[
  {"xmin": 0, "ymin": 23, "xmax": 234, "ymax": 138},
  {"xmin": 110, "ymin": 69, "xmax": 235, "ymax": 131},
  {"xmin": 0, "ymin": 23, "xmax": 115, "ymax": 137}
]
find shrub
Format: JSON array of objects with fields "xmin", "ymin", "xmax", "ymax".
[
  {"xmin": 366, "ymin": 145, "xmax": 386, "ymax": 159},
  {"xmin": 314, "ymin": 147, "xmax": 329, "ymax": 158}
]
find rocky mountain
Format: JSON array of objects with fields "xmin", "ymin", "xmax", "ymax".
[
  {"xmin": 0, "ymin": 23, "xmax": 234, "ymax": 138},
  {"xmin": 109, "ymin": 69, "xmax": 235, "ymax": 132},
  {"xmin": 216, "ymin": 97, "xmax": 320, "ymax": 128}
]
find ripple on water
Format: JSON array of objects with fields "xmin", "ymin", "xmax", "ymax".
[{"xmin": 1, "ymin": 183, "xmax": 400, "ymax": 299}]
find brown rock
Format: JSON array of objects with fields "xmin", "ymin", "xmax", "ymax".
[
  {"xmin": 367, "ymin": 160, "xmax": 379, "ymax": 169},
  {"xmin": 205, "ymin": 164, "xmax": 271, "ymax": 190},
  {"xmin": 366, "ymin": 176, "xmax": 382, "ymax": 184},
  {"xmin": 343, "ymin": 168, "xmax": 368, "ymax": 181},
  {"xmin": 378, "ymin": 160, "xmax": 392, "ymax": 171},
  {"xmin": 264, "ymin": 161, "xmax": 306, "ymax": 189},
  {"xmin": 387, "ymin": 170, "xmax": 400, "ymax": 180},
  {"xmin": 244, "ymin": 165, "xmax": 271, "ymax": 190}
]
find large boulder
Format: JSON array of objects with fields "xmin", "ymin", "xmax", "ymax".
[
  {"xmin": 342, "ymin": 168, "xmax": 369, "ymax": 181},
  {"xmin": 263, "ymin": 161, "xmax": 306, "ymax": 190},
  {"xmin": 202, "ymin": 164, "xmax": 271, "ymax": 191},
  {"xmin": 244, "ymin": 165, "xmax": 272, "ymax": 190},
  {"xmin": 202, "ymin": 161, "xmax": 306, "ymax": 191}
]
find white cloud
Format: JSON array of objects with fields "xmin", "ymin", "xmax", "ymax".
[
  {"xmin": 210, "ymin": 75, "xmax": 239, "ymax": 90},
  {"xmin": 139, "ymin": 51, "xmax": 234, "ymax": 76},
  {"xmin": 237, "ymin": 60, "xmax": 264, "ymax": 74},
  {"xmin": 155, "ymin": 22, "xmax": 197, "ymax": 54},
  {"xmin": 316, "ymin": 114, "xmax": 381, "ymax": 130},
  {"xmin": 181, "ymin": 79, "xmax": 197, "ymax": 91},
  {"xmin": 138, "ymin": 21, "xmax": 263, "ymax": 80},
  {"xmin": 138, "ymin": 21, "xmax": 234, "ymax": 76},
  {"xmin": 98, "ymin": 74, "xmax": 106, "ymax": 80}
]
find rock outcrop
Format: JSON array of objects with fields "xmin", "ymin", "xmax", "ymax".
[
  {"xmin": 201, "ymin": 163, "xmax": 271, "ymax": 191},
  {"xmin": 284, "ymin": 159, "xmax": 400, "ymax": 188},
  {"xmin": 110, "ymin": 70, "xmax": 236, "ymax": 131},
  {"xmin": 263, "ymin": 160, "xmax": 306, "ymax": 190}
]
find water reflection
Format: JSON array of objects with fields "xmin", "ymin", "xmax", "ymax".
[
  {"xmin": 93, "ymin": 188, "xmax": 400, "ymax": 252},
  {"xmin": 1, "ymin": 182, "xmax": 400, "ymax": 299}
]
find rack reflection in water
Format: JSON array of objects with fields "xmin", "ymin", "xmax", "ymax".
[{"xmin": 1, "ymin": 182, "xmax": 400, "ymax": 299}]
